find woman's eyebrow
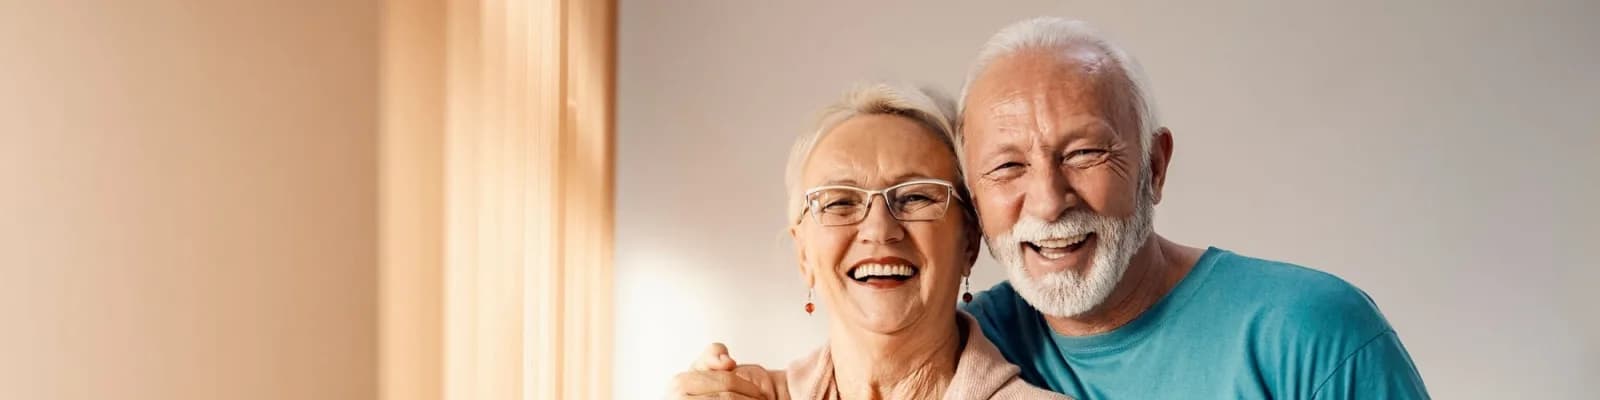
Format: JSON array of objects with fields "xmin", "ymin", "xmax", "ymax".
[
  {"xmin": 888, "ymin": 173, "xmax": 935, "ymax": 183},
  {"xmin": 817, "ymin": 174, "xmax": 936, "ymax": 188}
]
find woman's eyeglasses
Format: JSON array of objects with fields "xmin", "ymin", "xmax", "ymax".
[{"xmin": 800, "ymin": 179, "xmax": 963, "ymax": 227}]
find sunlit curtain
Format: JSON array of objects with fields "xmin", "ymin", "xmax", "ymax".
[
  {"xmin": 380, "ymin": 0, "xmax": 614, "ymax": 399},
  {"xmin": 443, "ymin": 0, "xmax": 614, "ymax": 398}
]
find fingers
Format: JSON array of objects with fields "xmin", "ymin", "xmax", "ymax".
[
  {"xmin": 669, "ymin": 343, "xmax": 771, "ymax": 400},
  {"xmin": 732, "ymin": 364, "xmax": 776, "ymax": 396},
  {"xmin": 691, "ymin": 342, "xmax": 737, "ymax": 371},
  {"xmin": 669, "ymin": 370, "xmax": 766, "ymax": 399}
]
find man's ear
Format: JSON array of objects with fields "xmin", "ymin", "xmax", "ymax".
[{"xmin": 1148, "ymin": 127, "xmax": 1175, "ymax": 204}]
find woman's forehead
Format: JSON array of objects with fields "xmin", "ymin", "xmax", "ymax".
[{"xmin": 802, "ymin": 114, "xmax": 959, "ymax": 188}]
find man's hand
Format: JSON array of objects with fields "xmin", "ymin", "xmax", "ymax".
[{"xmin": 666, "ymin": 343, "xmax": 780, "ymax": 400}]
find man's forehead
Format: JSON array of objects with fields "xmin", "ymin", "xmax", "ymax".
[
  {"xmin": 964, "ymin": 46, "xmax": 1121, "ymax": 109},
  {"xmin": 962, "ymin": 80, "xmax": 1112, "ymax": 134},
  {"xmin": 971, "ymin": 59, "xmax": 1107, "ymax": 103},
  {"xmin": 960, "ymin": 51, "xmax": 1128, "ymax": 141},
  {"xmin": 976, "ymin": 47, "xmax": 1110, "ymax": 86}
]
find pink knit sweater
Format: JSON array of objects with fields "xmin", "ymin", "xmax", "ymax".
[{"xmin": 780, "ymin": 312, "xmax": 1072, "ymax": 400}]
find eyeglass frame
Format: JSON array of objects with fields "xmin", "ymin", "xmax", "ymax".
[{"xmin": 797, "ymin": 178, "xmax": 966, "ymax": 227}]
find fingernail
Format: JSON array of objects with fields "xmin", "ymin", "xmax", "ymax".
[{"xmin": 720, "ymin": 354, "xmax": 733, "ymax": 364}]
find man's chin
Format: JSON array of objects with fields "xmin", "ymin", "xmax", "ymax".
[{"xmin": 1007, "ymin": 256, "xmax": 1123, "ymax": 318}]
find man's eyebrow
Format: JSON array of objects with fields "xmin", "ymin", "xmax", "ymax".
[{"xmin": 977, "ymin": 143, "xmax": 1023, "ymax": 160}]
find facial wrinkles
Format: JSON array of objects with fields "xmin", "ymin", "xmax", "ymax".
[
  {"xmin": 1020, "ymin": 81, "xmax": 1097, "ymax": 179},
  {"xmin": 1031, "ymin": 69, "xmax": 1145, "ymax": 191},
  {"xmin": 1028, "ymin": 83, "xmax": 1064, "ymax": 157},
  {"xmin": 974, "ymin": 88, "xmax": 1058, "ymax": 171}
]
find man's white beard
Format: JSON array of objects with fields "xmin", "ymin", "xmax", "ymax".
[{"xmin": 985, "ymin": 171, "xmax": 1156, "ymax": 318}]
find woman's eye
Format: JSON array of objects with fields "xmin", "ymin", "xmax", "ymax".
[
  {"xmin": 897, "ymin": 194, "xmax": 933, "ymax": 205},
  {"xmin": 822, "ymin": 200, "xmax": 860, "ymax": 213}
]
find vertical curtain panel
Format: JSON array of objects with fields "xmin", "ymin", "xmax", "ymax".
[{"xmin": 381, "ymin": 0, "xmax": 613, "ymax": 399}]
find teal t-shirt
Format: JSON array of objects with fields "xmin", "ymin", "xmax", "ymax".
[{"xmin": 962, "ymin": 247, "xmax": 1428, "ymax": 399}]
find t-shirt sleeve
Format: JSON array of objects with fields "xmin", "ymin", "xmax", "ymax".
[{"xmin": 1310, "ymin": 331, "xmax": 1430, "ymax": 400}]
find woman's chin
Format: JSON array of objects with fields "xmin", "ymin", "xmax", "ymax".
[
  {"xmin": 842, "ymin": 298, "xmax": 940, "ymax": 335},
  {"xmin": 849, "ymin": 311, "xmax": 919, "ymax": 334}
]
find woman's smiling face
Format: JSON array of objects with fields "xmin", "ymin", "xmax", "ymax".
[{"xmin": 792, "ymin": 113, "xmax": 979, "ymax": 335}]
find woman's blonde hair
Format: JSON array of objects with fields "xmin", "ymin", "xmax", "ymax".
[{"xmin": 784, "ymin": 83, "xmax": 966, "ymax": 226}]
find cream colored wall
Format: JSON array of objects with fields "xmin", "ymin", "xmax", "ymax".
[
  {"xmin": 616, "ymin": 1, "xmax": 1599, "ymax": 399},
  {"xmin": 0, "ymin": 2, "xmax": 378, "ymax": 399}
]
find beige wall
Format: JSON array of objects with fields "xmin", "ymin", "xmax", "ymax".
[
  {"xmin": 615, "ymin": 1, "xmax": 1599, "ymax": 399},
  {"xmin": 0, "ymin": 2, "xmax": 378, "ymax": 399}
]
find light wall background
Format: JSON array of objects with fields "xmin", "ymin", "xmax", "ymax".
[
  {"xmin": 616, "ymin": 1, "xmax": 1599, "ymax": 399},
  {"xmin": 1, "ymin": 2, "xmax": 378, "ymax": 399}
]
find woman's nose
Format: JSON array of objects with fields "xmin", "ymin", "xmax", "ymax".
[{"xmin": 855, "ymin": 195, "xmax": 905, "ymax": 244}]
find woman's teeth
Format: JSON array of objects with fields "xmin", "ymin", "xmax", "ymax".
[{"xmin": 850, "ymin": 263, "xmax": 916, "ymax": 281}]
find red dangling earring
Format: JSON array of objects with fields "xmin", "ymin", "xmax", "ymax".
[
  {"xmin": 804, "ymin": 288, "xmax": 815, "ymax": 314},
  {"xmin": 962, "ymin": 276, "xmax": 973, "ymax": 303}
]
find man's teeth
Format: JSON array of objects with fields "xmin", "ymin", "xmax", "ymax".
[
  {"xmin": 1032, "ymin": 233, "xmax": 1089, "ymax": 249},
  {"xmin": 850, "ymin": 264, "xmax": 916, "ymax": 280}
]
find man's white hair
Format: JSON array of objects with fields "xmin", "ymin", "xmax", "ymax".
[
  {"xmin": 784, "ymin": 83, "xmax": 964, "ymax": 226},
  {"xmin": 957, "ymin": 17, "xmax": 1163, "ymax": 161}
]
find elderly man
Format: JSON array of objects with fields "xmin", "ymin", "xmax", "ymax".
[
  {"xmin": 681, "ymin": 17, "xmax": 1429, "ymax": 399},
  {"xmin": 949, "ymin": 17, "xmax": 1427, "ymax": 398}
]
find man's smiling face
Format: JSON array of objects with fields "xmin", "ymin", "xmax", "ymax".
[{"xmin": 960, "ymin": 46, "xmax": 1158, "ymax": 317}]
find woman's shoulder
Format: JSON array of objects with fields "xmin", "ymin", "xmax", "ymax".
[
  {"xmin": 784, "ymin": 344, "xmax": 834, "ymax": 400},
  {"xmin": 952, "ymin": 312, "xmax": 1073, "ymax": 399},
  {"xmin": 989, "ymin": 379, "xmax": 1074, "ymax": 400}
]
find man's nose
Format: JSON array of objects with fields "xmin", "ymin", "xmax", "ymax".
[{"xmin": 1022, "ymin": 166, "xmax": 1077, "ymax": 222}]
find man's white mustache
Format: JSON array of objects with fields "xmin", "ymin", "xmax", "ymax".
[{"xmin": 1004, "ymin": 212, "xmax": 1108, "ymax": 244}]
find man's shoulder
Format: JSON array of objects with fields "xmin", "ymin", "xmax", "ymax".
[
  {"xmin": 1207, "ymin": 249, "xmax": 1427, "ymax": 397},
  {"xmin": 1209, "ymin": 249, "xmax": 1394, "ymax": 343},
  {"xmin": 960, "ymin": 281, "xmax": 1057, "ymax": 379},
  {"xmin": 962, "ymin": 281, "xmax": 1030, "ymax": 331},
  {"xmin": 963, "ymin": 280, "xmax": 1047, "ymax": 331}
]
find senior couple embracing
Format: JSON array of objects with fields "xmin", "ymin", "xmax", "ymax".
[{"xmin": 666, "ymin": 17, "xmax": 1429, "ymax": 400}]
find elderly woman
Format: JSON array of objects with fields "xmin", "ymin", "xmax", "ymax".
[{"xmin": 668, "ymin": 84, "xmax": 1067, "ymax": 400}]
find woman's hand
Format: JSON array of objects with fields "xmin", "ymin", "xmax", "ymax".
[{"xmin": 666, "ymin": 343, "xmax": 782, "ymax": 400}]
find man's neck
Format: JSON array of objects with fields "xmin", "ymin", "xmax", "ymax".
[
  {"xmin": 1044, "ymin": 234, "xmax": 1204, "ymax": 336},
  {"xmin": 828, "ymin": 311, "xmax": 962, "ymax": 400}
]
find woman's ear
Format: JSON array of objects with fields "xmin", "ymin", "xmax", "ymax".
[
  {"xmin": 962, "ymin": 212, "xmax": 981, "ymax": 276},
  {"xmin": 790, "ymin": 224, "xmax": 814, "ymax": 286}
]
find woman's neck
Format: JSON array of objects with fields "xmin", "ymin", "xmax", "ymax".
[{"xmin": 827, "ymin": 311, "xmax": 962, "ymax": 400}]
